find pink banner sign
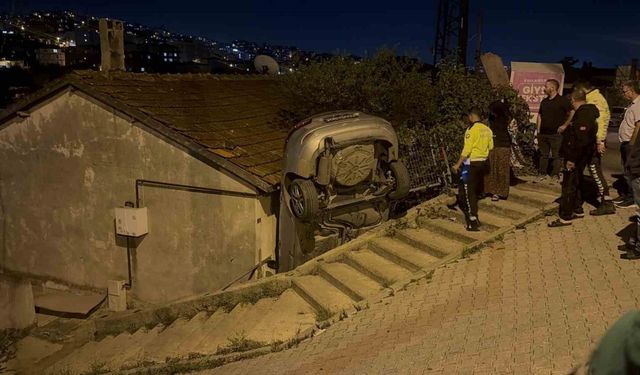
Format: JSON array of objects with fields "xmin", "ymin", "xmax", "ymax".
[{"xmin": 511, "ymin": 70, "xmax": 564, "ymax": 114}]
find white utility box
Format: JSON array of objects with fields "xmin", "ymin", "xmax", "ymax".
[
  {"xmin": 108, "ymin": 280, "xmax": 127, "ymax": 312},
  {"xmin": 114, "ymin": 206, "xmax": 148, "ymax": 237}
]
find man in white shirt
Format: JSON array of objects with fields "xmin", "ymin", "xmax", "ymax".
[{"xmin": 615, "ymin": 81, "xmax": 640, "ymax": 208}]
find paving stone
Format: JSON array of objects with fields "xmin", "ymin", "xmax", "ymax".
[{"xmin": 197, "ymin": 197, "xmax": 640, "ymax": 375}]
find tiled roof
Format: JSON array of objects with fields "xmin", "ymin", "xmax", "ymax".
[{"xmin": 1, "ymin": 71, "xmax": 290, "ymax": 192}]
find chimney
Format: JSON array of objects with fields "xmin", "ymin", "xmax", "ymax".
[{"xmin": 99, "ymin": 18, "xmax": 125, "ymax": 72}]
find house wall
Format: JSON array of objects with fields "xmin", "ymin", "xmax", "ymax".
[
  {"xmin": 0, "ymin": 91, "xmax": 277, "ymax": 303},
  {"xmin": 0, "ymin": 274, "xmax": 35, "ymax": 330}
]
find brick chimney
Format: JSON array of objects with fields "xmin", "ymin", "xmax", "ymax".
[{"xmin": 99, "ymin": 18, "xmax": 125, "ymax": 72}]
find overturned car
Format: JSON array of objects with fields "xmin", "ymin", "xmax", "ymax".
[{"xmin": 278, "ymin": 111, "xmax": 411, "ymax": 271}]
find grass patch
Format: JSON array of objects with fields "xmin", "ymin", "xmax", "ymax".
[
  {"xmin": 314, "ymin": 307, "xmax": 333, "ymax": 322},
  {"xmin": 216, "ymin": 331, "xmax": 264, "ymax": 355},
  {"xmin": 84, "ymin": 360, "xmax": 109, "ymax": 375},
  {"xmin": 338, "ymin": 310, "xmax": 348, "ymax": 321},
  {"xmin": 218, "ymin": 283, "xmax": 283, "ymax": 313}
]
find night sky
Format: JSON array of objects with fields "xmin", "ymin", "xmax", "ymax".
[{"xmin": 4, "ymin": 0, "xmax": 640, "ymax": 67}]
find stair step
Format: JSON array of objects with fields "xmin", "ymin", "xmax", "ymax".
[
  {"xmin": 509, "ymin": 185, "xmax": 558, "ymax": 206},
  {"xmin": 142, "ymin": 311, "xmax": 209, "ymax": 362},
  {"xmin": 246, "ymin": 289, "xmax": 316, "ymax": 344},
  {"xmin": 394, "ymin": 228, "xmax": 462, "ymax": 258},
  {"xmin": 141, "ymin": 318, "xmax": 192, "ymax": 362},
  {"xmin": 478, "ymin": 198, "xmax": 536, "ymax": 220},
  {"xmin": 91, "ymin": 331, "xmax": 136, "ymax": 369},
  {"xmin": 369, "ymin": 237, "xmax": 439, "ymax": 272},
  {"xmin": 318, "ymin": 262, "xmax": 383, "ymax": 301},
  {"xmin": 292, "ymin": 275, "xmax": 356, "ymax": 316},
  {"xmin": 474, "ymin": 209, "xmax": 514, "ymax": 230},
  {"xmin": 186, "ymin": 299, "xmax": 278, "ymax": 354},
  {"xmin": 8, "ymin": 337, "xmax": 63, "ymax": 374},
  {"xmin": 217, "ymin": 298, "xmax": 279, "ymax": 347},
  {"xmin": 179, "ymin": 309, "xmax": 226, "ymax": 355},
  {"xmin": 194, "ymin": 304, "xmax": 253, "ymax": 354},
  {"xmin": 418, "ymin": 218, "xmax": 487, "ymax": 244},
  {"xmin": 50, "ymin": 336, "xmax": 112, "ymax": 373},
  {"xmin": 345, "ymin": 249, "xmax": 413, "ymax": 286},
  {"xmin": 118, "ymin": 325, "xmax": 164, "ymax": 368},
  {"xmin": 444, "ymin": 206, "xmax": 510, "ymax": 232},
  {"xmin": 517, "ymin": 180, "xmax": 562, "ymax": 194}
]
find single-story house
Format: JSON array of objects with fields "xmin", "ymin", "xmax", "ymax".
[{"xmin": 0, "ymin": 70, "xmax": 289, "ymax": 303}]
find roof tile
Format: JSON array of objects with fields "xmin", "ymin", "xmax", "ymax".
[{"xmin": 69, "ymin": 71, "xmax": 290, "ymax": 188}]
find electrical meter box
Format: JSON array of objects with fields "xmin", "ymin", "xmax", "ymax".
[{"xmin": 114, "ymin": 207, "xmax": 148, "ymax": 237}]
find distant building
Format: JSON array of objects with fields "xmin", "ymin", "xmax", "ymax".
[
  {"xmin": 0, "ymin": 59, "xmax": 26, "ymax": 69},
  {"xmin": 63, "ymin": 29, "xmax": 100, "ymax": 47},
  {"xmin": 125, "ymin": 43, "xmax": 180, "ymax": 73},
  {"xmin": 36, "ymin": 48, "xmax": 66, "ymax": 66},
  {"xmin": 173, "ymin": 39, "xmax": 212, "ymax": 63}
]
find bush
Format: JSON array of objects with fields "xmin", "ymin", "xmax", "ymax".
[{"xmin": 278, "ymin": 49, "xmax": 436, "ymax": 128}]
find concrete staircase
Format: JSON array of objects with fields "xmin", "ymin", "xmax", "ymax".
[{"xmin": 8, "ymin": 180, "xmax": 560, "ymax": 374}]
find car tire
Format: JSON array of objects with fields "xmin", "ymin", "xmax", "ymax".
[
  {"xmin": 288, "ymin": 179, "xmax": 319, "ymax": 221},
  {"xmin": 387, "ymin": 161, "xmax": 410, "ymax": 200}
]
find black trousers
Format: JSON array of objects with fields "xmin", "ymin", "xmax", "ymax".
[
  {"xmin": 587, "ymin": 150, "xmax": 609, "ymax": 199},
  {"xmin": 458, "ymin": 161, "xmax": 488, "ymax": 223},
  {"xmin": 538, "ymin": 133, "xmax": 563, "ymax": 176},
  {"xmin": 559, "ymin": 157, "xmax": 588, "ymax": 221},
  {"xmin": 621, "ymin": 141, "xmax": 632, "ymax": 198}
]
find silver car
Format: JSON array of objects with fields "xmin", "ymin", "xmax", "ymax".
[
  {"xmin": 610, "ymin": 106, "xmax": 626, "ymax": 129},
  {"xmin": 282, "ymin": 111, "xmax": 410, "ymax": 224}
]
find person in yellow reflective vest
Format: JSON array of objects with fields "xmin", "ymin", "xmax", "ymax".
[{"xmin": 451, "ymin": 108, "xmax": 494, "ymax": 231}]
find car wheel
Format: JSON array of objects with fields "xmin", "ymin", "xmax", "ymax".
[
  {"xmin": 288, "ymin": 179, "xmax": 319, "ymax": 221},
  {"xmin": 387, "ymin": 161, "xmax": 410, "ymax": 200}
]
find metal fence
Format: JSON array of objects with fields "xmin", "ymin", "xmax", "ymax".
[{"xmin": 396, "ymin": 126, "xmax": 452, "ymax": 193}]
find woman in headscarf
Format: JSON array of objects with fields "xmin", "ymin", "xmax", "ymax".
[{"xmin": 484, "ymin": 100, "xmax": 512, "ymax": 201}]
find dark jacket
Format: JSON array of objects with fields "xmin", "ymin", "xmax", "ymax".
[
  {"xmin": 561, "ymin": 103, "xmax": 599, "ymax": 164},
  {"xmin": 488, "ymin": 100, "xmax": 512, "ymax": 148}
]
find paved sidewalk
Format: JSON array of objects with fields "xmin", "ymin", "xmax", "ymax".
[{"xmin": 200, "ymin": 209, "xmax": 640, "ymax": 375}]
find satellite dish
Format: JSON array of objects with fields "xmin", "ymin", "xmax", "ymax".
[{"xmin": 254, "ymin": 55, "xmax": 280, "ymax": 75}]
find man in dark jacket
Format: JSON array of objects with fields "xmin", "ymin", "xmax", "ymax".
[{"xmin": 549, "ymin": 90, "xmax": 599, "ymax": 227}]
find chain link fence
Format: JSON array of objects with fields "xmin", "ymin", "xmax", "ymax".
[{"xmin": 396, "ymin": 126, "xmax": 453, "ymax": 193}]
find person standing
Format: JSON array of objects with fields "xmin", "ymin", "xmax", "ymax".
[
  {"xmin": 452, "ymin": 108, "xmax": 494, "ymax": 231},
  {"xmin": 615, "ymin": 81, "xmax": 640, "ymax": 209},
  {"xmin": 549, "ymin": 90, "xmax": 599, "ymax": 227},
  {"xmin": 622, "ymin": 120, "xmax": 640, "ymax": 259},
  {"xmin": 574, "ymin": 80, "xmax": 616, "ymax": 215},
  {"xmin": 484, "ymin": 100, "xmax": 512, "ymax": 201},
  {"xmin": 537, "ymin": 79, "xmax": 574, "ymax": 179}
]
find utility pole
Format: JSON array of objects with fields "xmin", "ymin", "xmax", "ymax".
[
  {"xmin": 474, "ymin": 11, "xmax": 483, "ymax": 72},
  {"xmin": 433, "ymin": 0, "xmax": 470, "ymax": 67}
]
